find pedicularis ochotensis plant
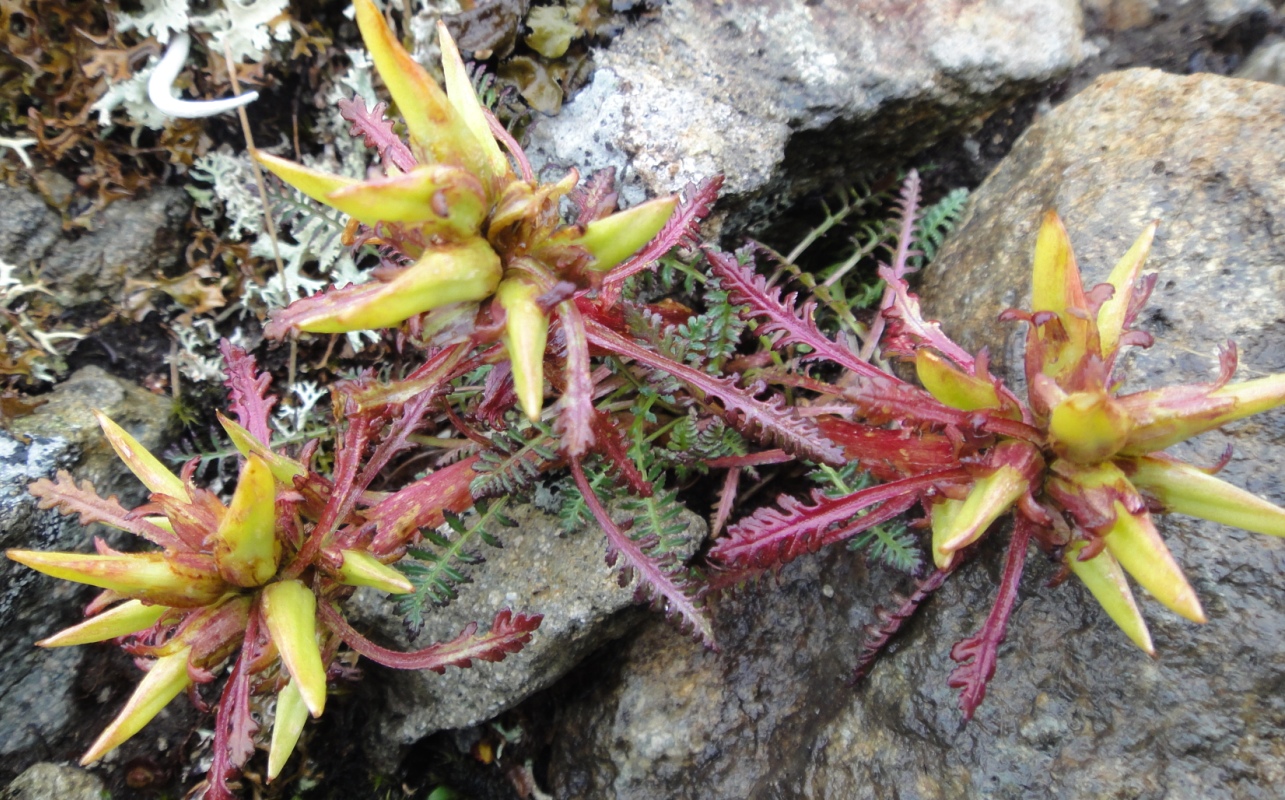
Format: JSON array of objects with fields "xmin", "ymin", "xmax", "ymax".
[{"xmin": 9, "ymin": 1, "xmax": 1285, "ymax": 795}]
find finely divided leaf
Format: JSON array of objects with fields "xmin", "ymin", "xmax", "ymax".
[
  {"xmin": 219, "ymin": 340, "xmax": 278, "ymax": 447},
  {"xmin": 584, "ymin": 317, "xmax": 844, "ymax": 466},
  {"xmin": 29, "ymin": 472, "xmax": 184, "ymax": 550}
]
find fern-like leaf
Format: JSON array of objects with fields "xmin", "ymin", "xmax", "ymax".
[
  {"xmin": 705, "ymin": 248, "xmax": 883, "ymax": 380},
  {"xmin": 571, "ymin": 458, "xmax": 715, "ymax": 646},
  {"xmin": 947, "ymin": 516, "xmax": 1031, "ymax": 719},
  {"xmin": 338, "ymin": 96, "xmax": 417, "ymax": 173},
  {"xmin": 29, "ymin": 472, "xmax": 184, "ymax": 550},
  {"xmin": 711, "ymin": 469, "xmax": 967, "ymax": 570},
  {"xmin": 584, "ymin": 317, "xmax": 843, "ymax": 466},
  {"xmin": 397, "ymin": 499, "xmax": 513, "ymax": 634},
  {"xmin": 851, "ymin": 567, "xmax": 952, "ymax": 683},
  {"xmin": 219, "ymin": 340, "xmax": 277, "ymax": 446},
  {"xmin": 470, "ymin": 421, "xmax": 560, "ymax": 498},
  {"xmin": 912, "ymin": 187, "xmax": 968, "ymax": 269}
]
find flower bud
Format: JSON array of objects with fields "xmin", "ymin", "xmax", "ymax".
[
  {"xmin": 1047, "ymin": 390, "xmax": 1132, "ymax": 463},
  {"xmin": 1125, "ymin": 455, "xmax": 1285, "ymax": 538},
  {"xmin": 936, "ymin": 465, "xmax": 1029, "ymax": 556},
  {"xmin": 268, "ymin": 678, "xmax": 310, "ymax": 781},
  {"xmin": 6, "ymin": 550, "xmax": 226, "ymax": 608},
  {"xmin": 95, "ymin": 411, "xmax": 186, "ymax": 499},
  {"xmin": 498, "ymin": 276, "xmax": 549, "ymax": 421},
  {"xmin": 334, "ymin": 549, "xmax": 414, "ymax": 594},
  {"xmin": 295, "ymin": 238, "xmax": 502, "ymax": 334},
  {"xmin": 353, "ymin": 0, "xmax": 494, "ymax": 180},
  {"xmin": 575, "ymin": 195, "xmax": 678, "ymax": 272},
  {"xmin": 262, "ymin": 580, "xmax": 327, "ymax": 717},
  {"xmin": 916, "ymin": 349, "xmax": 1002, "ymax": 413},
  {"xmin": 80, "ymin": 647, "xmax": 193, "ymax": 765},
  {"xmin": 37, "ymin": 600, "xmax": 170, "ymax": 648},
  {"xmin": 213, "ymin": 455, "xmax": 281, "ymax": 587},
  {"xmin": 1102, "ymin": 500, "xmax": 1205, "ymax": 623},
  {"xmin": 1064, "ymin": 541, "xmax": 1153, "ymax": 654}
]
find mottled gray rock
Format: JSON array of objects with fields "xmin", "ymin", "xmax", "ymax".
[
  {"xmin": 546, "ymin": 69, "xmax": 1285, "ymax": 799},
  {"xmin": 528, "ymin": 0, "xmax": 1085, "ymax": 233},
  {"xmin": 348, "ymin": 501, "xmax": 704, "ymax": 771},
  {"xmin": 0, "ymin": 762, "xmax": 105, "ymax": 800},
  {"xmin": 0, "ymin": 183, "xmax": 189, "ymax": 306},
  {"xmin": 1236, "ymin": 37, "xmax": 1285, "ymax": 84},
  {"xmin": 1, "ymin": 367, "xmax": 175, "ymax": 765},
  {"xmin": 0, "ymin": 184, "xmax": 62, "ymax": 269},
  {"xmin": 1203, "ymin": 0, "xmax": 1276, "ymax": 29}
]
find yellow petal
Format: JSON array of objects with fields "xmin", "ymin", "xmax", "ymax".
[
  {"xmin": 218, "ymin": 412, "xmax": 307, "ymax": 484},
  {"xmin": 80, "ymin": 647, "xmax": 193, "ymax": 765},
  {"xmin": 1064, "ymin": 542, "xmax": 1153, "ymax": 654},
  {"xmin": 576, "ymin": 196, "xmax": 678, "ymax": 272},
  {"xmin": 1126, "ymin": 456, "xmax": 1285, "ymax": 538},
  {"xmin": 1047, "ymin": 390, "xmax": 1132, "ymax": 463},
  {"xmin": 299, "ymin": 238, "xmax": 502, "ymax": 333},
  {"xmin": 268, "ymin": 678, "xmax": 310, "ymax": 781},
  {"xmin": 94, "ymin": 411, "xmax": 186, "ymax": 499},
  {"xmin": 353, "ymin": 0, "xmax": 489, "ymax": 177},
  {"xmin": 262, "ymin": 580, "xmax": 327, "ymax": 717},
  {"xmin": 497, "ymin": 277, "xmax": 549, "ymax": 422},
  {"xmin": 37, "ymin": 600, "xmax": 170, "ymax": 647},
  {"xmin": 916, "ymin": 349, "xmax": 1003, "ymax": 413},
  {"xmin": 7, "ymin": 550, "xmax": 226, "ymax": 608},
  {"xmin": 929, "ymin": 497, "xmax": 964, "ymax": 570},
  {"xmin": 323, "ymin": 164, "xmax": 488, "ymax": 235},
  {"xmin": 335, "ymin": 549, "xmax": 414, "ymax": 594},
  {"xmin": 253, "ymin": 150, "xmax": 359, "ymax": 208},
  {"xmin": 437, "ymin": 20, "xmax": 510, "ymax": 180},
  {"xmin": 1097, "ymin": 220, "xmax": 1157, "ymax": 357},
  {"xmin": 213, "ymin": 455, "xmax": 281, "ymax": 587},
  {"xmin": 1120, "ymin": 373, "xmax": 1285, "ymax": 455},
  {"xmin": 1102, "ymin": 500, "xmax": 1205, "ymax": 623},
  {"xmin": 1031, "ymin": 210, "xmax": 1083, "ymax": 318},
  {"xmin": 937, "ymin": 466, "xmax": 1028, "ymax": 554}
]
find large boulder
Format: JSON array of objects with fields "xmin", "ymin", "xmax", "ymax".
[
  {"xmin": 528, "ymin": 0, "xmax": 1086, "ymax": 233},
  {"xmin": 543, "ymin": 69, "xmax": 1285, "ymax": 799}
]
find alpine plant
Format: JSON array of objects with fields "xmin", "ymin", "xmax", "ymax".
[
  {"xmin": 7, "ymin": 343, "xmax": 540, "ymax": 797},
  {"xmin": 707, "ymin": 175, "xmax": 1285, "ymax": 718},
  {"xmin": 252, "ymin": 0, "xmax": 834, "ymax": 646}
]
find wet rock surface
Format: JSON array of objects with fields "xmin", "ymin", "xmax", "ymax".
[
  {"xmin": 347, "ymin": 502, "xmax": 705, "ymax": 772},
  {"xmin": 542, "ymin": 68, "xmax": 1285, "ymax": 799},
  {"xmin": 0, "ymin": 367, "xmax": 175, "ymax": 773},
  {"xmin": 528, "ymin": 0, "xmax": 1086, "ymax": 233}
]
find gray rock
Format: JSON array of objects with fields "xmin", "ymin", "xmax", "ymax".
[
  {"xmin": 1236, "ymin": 37, "xmax": 1285, "ymax": 85},
  {"xmin": 0, "ymin": 184, "xmax": 62, "ymax": 270},
  {"xmin": 528, "ymin": 0, "xmax": 1085, "ymax": 233},
  {"xmin": 546, "ymin": 69, "xmax": 1285, "ymax": 799},
  {"xmin": 0, "ymin": 183, "xmax": 189, "ymax": 307},
  {"xmin": 0, "ymin": 762, "xmax": 105, "ymax": 800},
  {"xmin": 1203, "ymin": 0, "xmax": 1276, "ymax": 29},
  {"xmin": 348, "ymin": 501, "xmax": 705, "ymax": 771},
  {"xmin": 0, "ymin": 367, "xmax": 175, "ymax": 764}
]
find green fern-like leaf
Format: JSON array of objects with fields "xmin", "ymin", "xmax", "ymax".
[
  {"xmin": 811, "ymin": 463, "xmax": 925, "ymax": 574},
  {"xmin": 675, "ymin": 281, "xmax": 747, "ymax": 373},
  {"xmin": 912, "ymin": 187, "xmax": 968, "ymax": 269},
  {"xmin": 397, "ymin": 498, "xmax": 514, "ymax": 633},
  {"xmin": 470, "ymin": 420, "xmax": 560, "ymax": 498},
  {"xmin": 619, "ymin": 469, "xmax": 691, "ymax": 554}
]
